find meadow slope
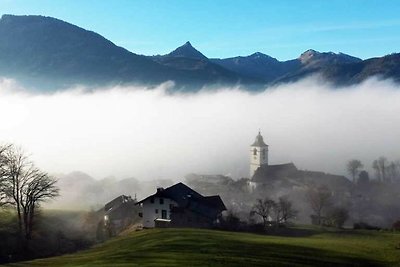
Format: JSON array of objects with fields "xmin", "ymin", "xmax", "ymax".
[{"xmin": 6, "ymin": 228, "xmax": 400, "ymax": 267}]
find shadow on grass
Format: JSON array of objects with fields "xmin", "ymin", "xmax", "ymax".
[
  {"xmin": 117, "ymin": 229, "xmax": 385, "ymax": 267},
  {"xmin": 6, "ymin": 229, "xmax": 388, "ymax": 267},
  {"xmin": 263, "ymin": 227, "xmax": 320, "ymax": 237}
]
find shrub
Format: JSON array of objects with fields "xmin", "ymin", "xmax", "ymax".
[
  {"xmin": 218, "ymin": 211, "xmax": 242, "ymax": 231},
  {"xmin": 392, "ymin": 220, "xmax": 400, "ymax": 231},
  {"xmin": 353, "ymin": 222, "xmax": 381, "ymax": 230}
]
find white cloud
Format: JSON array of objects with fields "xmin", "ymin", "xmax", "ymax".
[{"xmin": 0, "ymin": 77, "xmax": 399, "ymax": 181}]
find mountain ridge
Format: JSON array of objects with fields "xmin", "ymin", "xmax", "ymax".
[{"xmin": 0, "ymin": 14, "xmax": 399, "ymax": 92}]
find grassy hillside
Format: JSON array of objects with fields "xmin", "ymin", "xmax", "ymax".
[{"xmin": 6, "ymin": 228, "xmax": 400, "ymax": 267}]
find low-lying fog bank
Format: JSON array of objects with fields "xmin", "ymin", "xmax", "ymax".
[{"xmin": 1, "ymin": 76, "xmax": 399, "ymax": 182}]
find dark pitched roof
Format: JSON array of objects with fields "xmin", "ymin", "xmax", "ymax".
[
  {"xmin": 251, "ymin": 132, "xmax": 268, "ymax": 147},
  {"xmin": 137, "ymin": 182, "xmax": 202, "ymax": 206},
  {"xmin": 184, "ymin": 196, "xmax": 226, "ymax": 219},
  {"xmin": 252, "ymin": 163, "xmax": 298, "ymax": 182},
  {"xmin": 203, "ymin": 196, "xmax": 226, "ymax": 211},
  {"xmin": 105, "ymin": 195, "xmax": 132, "ymax": 212},
  {"xmin": 297, "ymin": 170, "xmax": 353, "ymax": 189},
  {"xmin": 137, "ymin": 182, "xmax": 226, "ymax": 217}
]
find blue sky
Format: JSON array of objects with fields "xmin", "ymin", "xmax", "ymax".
[{"xmin": 1, "ymin": 0, "xmax": 400, "ymax": 60}]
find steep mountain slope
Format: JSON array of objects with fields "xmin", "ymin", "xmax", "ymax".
[
  {"xmin": 275, "ymin": 52, "xmax": 400, "ymax": 85},
  {"xmin": 322, "ymin": 53, "xmax": 400, "ymax": 85},
  {"xmin": 0, "ymin": 15, "xmax": 179, "ymax": 90}
]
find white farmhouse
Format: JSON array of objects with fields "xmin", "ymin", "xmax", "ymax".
[{"xmin": 137, "ymin": 182, "xmax": 226, "ymax": 228}]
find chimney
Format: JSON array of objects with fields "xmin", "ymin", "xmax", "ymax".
[{"xmin": 157, "ymin": 187, "xmax": 164, "ymax": 193}]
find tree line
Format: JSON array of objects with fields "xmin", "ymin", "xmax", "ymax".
[{"xmin": 347, "ymin": 157, "xmax": 400, "ymax": 184}]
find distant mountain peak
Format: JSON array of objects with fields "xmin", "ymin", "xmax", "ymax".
[
  {"xmin": 167, "ymin": 41, "xmax": 208, "ymax": 60},
  {"xmin": 299, "ymin": 49, "xmax": 321, "ymax": 63},
  {"xmin": 251, "ymin": 52, "xmax": 265, "ymax": 56},
  {"xmin": 248, "ymin": 52, "xmax": 277, "ymax": 61},
  {"xmin": 299, "ymin": 49, "xmax": 362, "ymax": 65}
]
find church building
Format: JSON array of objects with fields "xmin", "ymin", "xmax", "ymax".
[
  {"xmin": 249, "ymin": 131, "xmax": 298, "ymax": 181},
  {"xmin": 249, "ymin": 132, "xmax": 351, "ymax": 195}
]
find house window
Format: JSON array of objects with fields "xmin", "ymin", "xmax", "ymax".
[
  {"xmin": 161, "ymin": 210, "xmax": 167, "ymax": 219},
  {"xmin": 150, "ymin": 197, "xmax": 154, "ymax": 204},
  {"xmin": 262, "ymin": 149, "xmax": 266, "ymax": 159},
  {"xmin": 155, "ymin": 209, "xmax": 158, "ymax": 214},
  {"xmin": 253, "ymin": 148, "xmax": 257, "ymax": 155},
  {"xmin": 160, "ymin": 198, "xmax": 164, "ymax": 205},
  {"xmin": 138, "ymin": 212, "xmax": 143, "ymax": 218}
]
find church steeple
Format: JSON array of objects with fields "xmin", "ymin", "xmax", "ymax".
[
  {"xmin": 251, "ymin": 130, "xmax": 268, "ymax": 147},
  {"xmin": 250, "ymin": 131, "xmax": 269, "ymax": 177}
]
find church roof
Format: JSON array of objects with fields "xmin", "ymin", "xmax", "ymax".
[
  {"xmin": 251, "ymin": 131, "xmax": 268, "ymax": 147},
  {"xmin": 252, "ymin": 163, "xmax": 298, "ymax": 182}
]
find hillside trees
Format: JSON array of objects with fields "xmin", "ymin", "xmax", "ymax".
[
  {"xmin": 251, "ymin": 198, "xmax": 275, "ymax": 228},
  {"xmin": 372, "ymin": 157, "xmax": 400, "ymax": 183},
  {"xmin": 326, "ymin": 207, "xmax": 349, "ymax": 228},
  {"xmin": 306, "ymin": 185, "xmax": 352, "ymax": 227},
  {"xmin": 373, "ymin": 157, "xmax": 388, "ymax": 182},
  {"xmin": 306, "ymin": 185, "xmax": 332, "ymax": 225},
  {"xmin": 276, "ymin": 196, "xmax": 297, "ymax": 224},
  {"xmin": 0, "ymin": 144, "xmax": 59, "ymax": 240},
  {"xmin": 250, "ymin": 197, "xmax": 297, "ymax": 228}
]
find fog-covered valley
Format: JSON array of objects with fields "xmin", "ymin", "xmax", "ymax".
[
  {"xmin": 0, "ymin": 76, "xmax": 399, "ymax": 217},
  {"xmin": 1, "ymin": 76, "xmax": 399, "ymax": 182}
]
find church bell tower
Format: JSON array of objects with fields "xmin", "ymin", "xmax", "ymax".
[{"xmin": 250, "ymin": 131, "xmax": 268, "ymax": 177}]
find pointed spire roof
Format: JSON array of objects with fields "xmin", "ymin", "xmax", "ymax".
[{"xmin": 251, "ymin": 131, "xmax": 268, "ymax": 147}]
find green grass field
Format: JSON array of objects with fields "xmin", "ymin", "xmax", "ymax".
[{"xmin": 5, "ymin": 228, "xmax": 400, "ymax": 267}]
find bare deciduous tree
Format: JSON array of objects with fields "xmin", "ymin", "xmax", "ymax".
[
  {"xmin": 0, "ymin": 144, "xmax": 59, "ymax": 240},
  {"xmin": 347, "ymin": 159, "xmax": 363, "ymax": 183},
  {"xmin": 327, "ymin": 206, "xmax": 349, "ymax": 228},
  {"xmin": 21, "ymin": 167, "xmax": 59, "ymax": 239},
  {"xmin": 373, "ymin": 157, "xmax": 389, "ymax": 182},
  {"xmin": 387, "ymin": 161, "xmax": 400, "ymax": 183},
  {"xmin": 277, "ymin": 196, "xmax": 297, "ymax": 224},
  {"xmin": 306, "ymin": 185, "xmax": 332, "ymax": 225},
  {"xmin": 251, "ymin": 196, "xmax": 297, "ymax": 228},
  {"xmin": 0, "ymin": 144, "xmax": 12, "ymax": 207},
  {"xmin": 250, "ymin": 198, "xmax": 275, "ymax": 228}
]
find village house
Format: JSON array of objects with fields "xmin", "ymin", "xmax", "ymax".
[
  {"xmin": 137, "ymin": 182, "xmax": 226, "ymax": 228},
  {"xmin": 101, "ymin": 195, "xmax": 140, "ymax": 236}
]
